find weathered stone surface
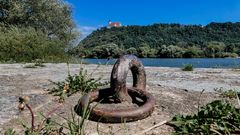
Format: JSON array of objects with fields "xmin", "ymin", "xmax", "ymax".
[{"xmin": 0, "ymin": 63, "xmax": 239, "ymax": 134}]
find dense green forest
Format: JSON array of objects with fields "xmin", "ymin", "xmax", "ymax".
[
  {"xmin": 0, "ymin": 0, "xmax": 77, "ymax": 62},
  {"xmin": 73, "ymin": 22, "xmax": 240, "ymax": 58}
]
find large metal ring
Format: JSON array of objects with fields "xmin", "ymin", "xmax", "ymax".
[{"xmin": 75, "ymin": 55, "xmax": 155, "ymax": 123}]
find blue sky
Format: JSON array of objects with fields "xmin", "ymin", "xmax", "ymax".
[{"xmin": 65, "ymin": 0, "xmax": 240, "ymax": 38}]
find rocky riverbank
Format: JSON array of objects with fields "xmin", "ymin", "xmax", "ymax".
[{"xmin": 0, "ymin": 63, "xmax": 239, "ymax": 134}]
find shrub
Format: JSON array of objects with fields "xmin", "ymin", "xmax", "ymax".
[
  {"xmin": 90, "ymin": 43, "xmax": 123, "ymax": 58},
  {"xmin": 182, "ymin": 47, "xmax": 203, "ymax": 58},
  {"xmin": 168, "ymin": 100, "xmax": 240, "ymax": 134},
  {"xmin": 0, "ymin": 26, "xmax": 70, "ymax": 62},
  {"xmin": 222, "ymin": 52, "xmax": 239, "ymax": 58},
  {"xmin": 157, "ymin": 45, "xmax": 183, "ymax": 58},
  {"xmin": 126, "ymin": 47, "xmax": 138, "ymax": 55},
  {"xmin": 182, "ymin": 64, "xmax": 193, "ymax": 71}
]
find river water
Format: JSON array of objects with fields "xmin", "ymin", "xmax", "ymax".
[{"xmin": 82, "ymin": 58, "xmax": 240, "ymax": 68}]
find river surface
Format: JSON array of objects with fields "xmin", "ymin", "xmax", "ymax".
[{"xmin": 82, "ymin": 58, "xmax": 240, "ymax": 68}]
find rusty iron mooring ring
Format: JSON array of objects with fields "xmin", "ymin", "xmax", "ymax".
[{"xmin": 75, "ymin": 55, "xmax": 155, "ymax": 123}]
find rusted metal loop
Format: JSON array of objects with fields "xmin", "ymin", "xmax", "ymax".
[
  {"xmin": 75, "ymin": 88, "xmax": 155, "ymax": 123},
  {"xmin": 111, "ymin": 55, "xmax": 146, "ymax": 91},
  {"xmin": 75, "ymin": 55, "xmax": 155, "ymax": 123}
]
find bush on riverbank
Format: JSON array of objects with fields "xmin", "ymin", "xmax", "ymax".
[
  {"xmin": 73, "ymin": 42, "xmax": 240, "ymax": 59},
  {"xmin": 0, "ymin": 26, "xmax": 72, "ymax": 63}
]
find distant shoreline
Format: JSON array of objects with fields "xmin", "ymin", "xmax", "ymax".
[{"xmin": 80, "ymin": 58, "xmax": 240, "ymax": 68}]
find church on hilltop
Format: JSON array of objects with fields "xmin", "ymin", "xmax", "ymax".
[{"xmin": 108, "ymin": 20, "xmax": 122, "ymax": 28}]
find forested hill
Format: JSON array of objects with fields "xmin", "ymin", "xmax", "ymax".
[{"xmin": 73, "ymin": 22, "xmax": 240, "ymax": 58}]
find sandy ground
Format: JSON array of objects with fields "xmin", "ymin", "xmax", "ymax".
[{"xmin": 0, "ymin": 63, "xmax": 240, "ymax": 134}]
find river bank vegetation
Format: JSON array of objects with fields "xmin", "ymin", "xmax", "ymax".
[
  {"xmin": 73, "ymin": 22, "xmax": 240, "ymax": 59},
  {"xmin": 0, "ymin": 0, "xmax": 78, "ymax": 62}
]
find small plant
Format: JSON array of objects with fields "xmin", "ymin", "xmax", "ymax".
[
  {"xmin": 23, "ymin": 64, "xmax": 38, "ymax": 68},
  {"xmin": 18, "ymin": 96, "xmax": 35, "ymax": 130},
  {"xmin": 182, "ymin": 64, "xmax": 193, "ymax": 71},
  {"xmin": 33, "ymin": 59, "xmax": 46, "ymax": 67},
  {"xmin": 214, "ymin": 87, "xmax": 240, "ymax": 99},
  {"xmin": 65, "ymin": 105, "xmax": 91, "ymax": 135},
  {"xmin": 4, "ymin": 128, "xmax": 17, "ymax": 135},
  {"xmin": 16, "ymin": 96, "xmax": 65, "ymax": 134},
  {"xmin": 48, "ymin": 67, "xmax": 108, "ymax": 102},
  {"xmin": 10, "ymin": 94, "xmax": 92, "ymax": 135},
  {"xmin": 23, "ymin": 60, "xmax": 46, "ymax": 68},
  {"xmin": 168, "ymin": 100, "xmax": 240, "ymax": 134}
]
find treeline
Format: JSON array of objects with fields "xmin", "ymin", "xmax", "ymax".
[
  {"xmin": 73, "ymin": 22, "xmax": 240, "ymax": 58},
  {"xmin": 0, "ymin": 0, "xmax": 77, "ymax": 62}
]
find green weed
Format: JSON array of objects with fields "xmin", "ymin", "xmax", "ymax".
[
  {"xmin": 168, "ymin": 100, "xmax": 240, "ymax": 135},
  {"xmin": 214, "ymin": 87, "xmax": 240, "ymax": 99},
  {"xmin": 23, "ymin": 64, "xmax": 38, "ymax": 68},
  {"xmin": 182, "ymin": 64, "xmax": 193, "ymax": 71},
  {"xmin": 33, "ymin": 59, "xmax": 46, "ymax": 67},
  {"xmin": 48, "ymin": 67, "xmax": 108, "ymax": 102},
  {"xmin": 24, "ymin": 60, "xmax": 46, "ymax": 68}
]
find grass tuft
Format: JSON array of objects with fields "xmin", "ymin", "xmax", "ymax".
[
  {"xmin": 214, "ymin": 87, "xmax": 240, "ymax": 99},
  {"xmin": 182, "ymin": 64, "xmax": 193, "ymax": 71}
]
